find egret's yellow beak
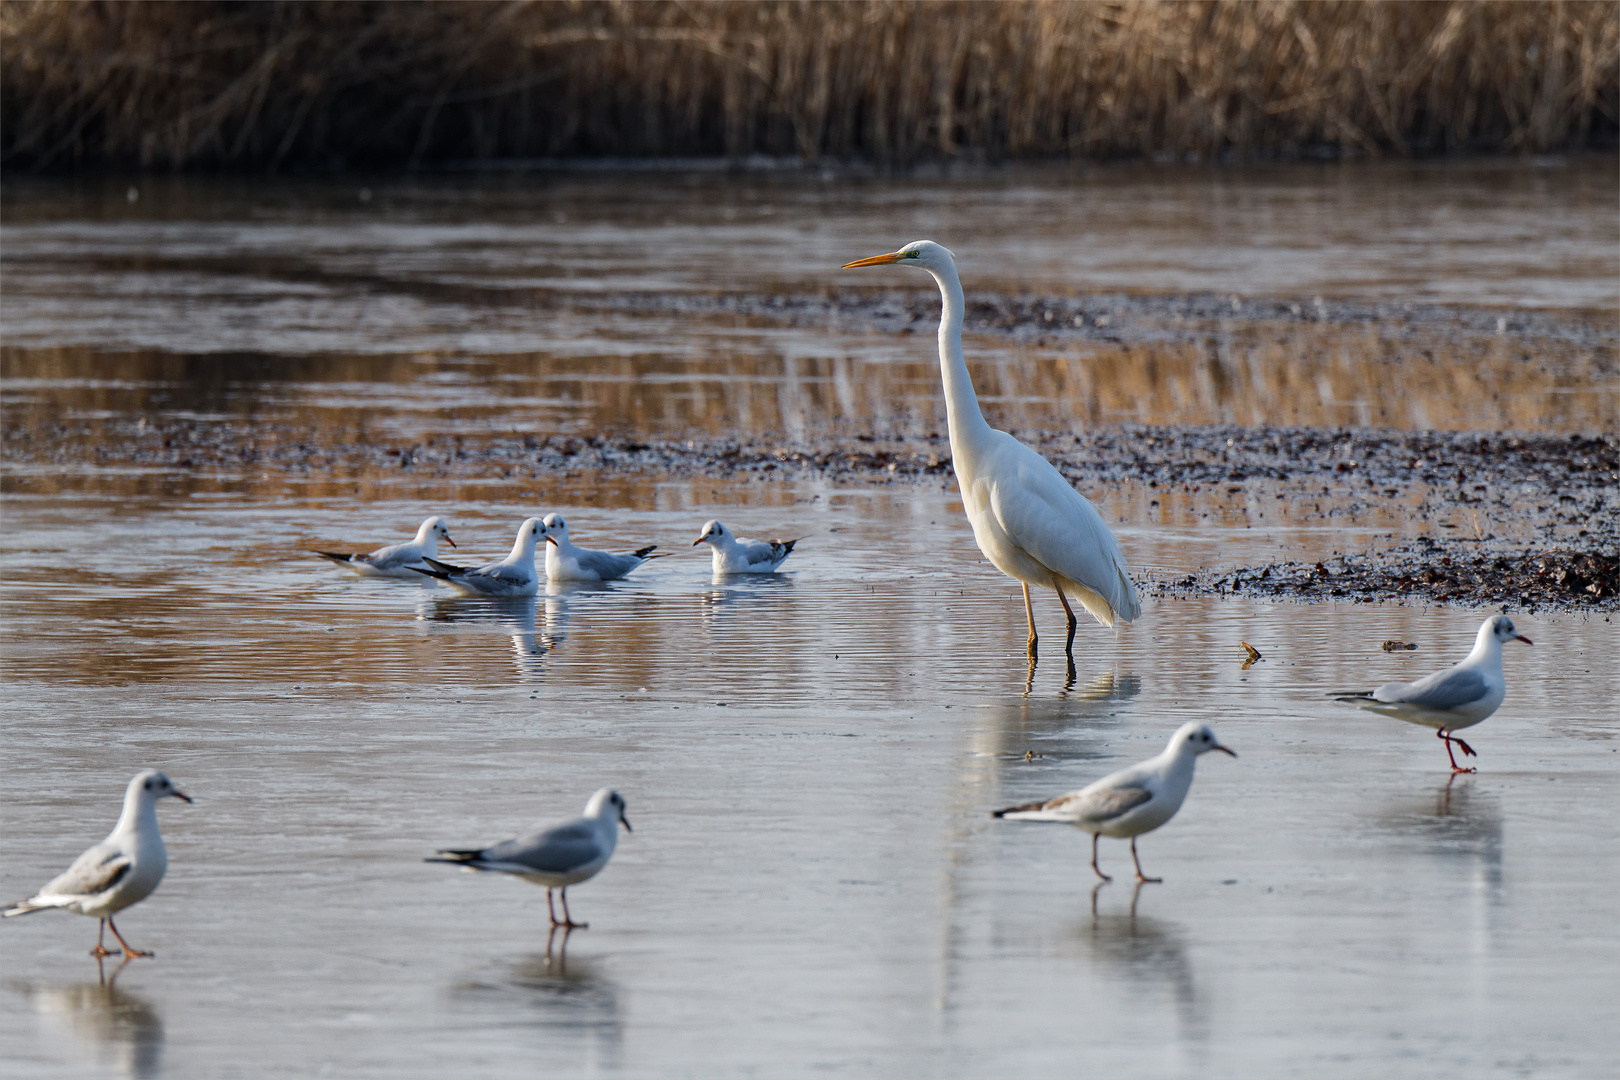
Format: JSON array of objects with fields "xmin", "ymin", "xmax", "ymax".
[{"xmin": 841, "ymin": 251, "xmax": 905, "ymax": 268}]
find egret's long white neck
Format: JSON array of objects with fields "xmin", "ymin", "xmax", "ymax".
[{"xmin": 925, "ymin": 262, "xmax": 994, "ymax": 461}]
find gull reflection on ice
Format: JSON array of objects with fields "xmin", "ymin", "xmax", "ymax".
[
  {"xmin": 1071, "ymin": 884, "xmax": 1207, "ymax": 1047},
  {"xmin": 10, "ymin": 959, "xmax": 165, "ymax": 1079},
  {"xmin": 450, "ymin": 930, "xmax": 623, "ymax": 1068}
]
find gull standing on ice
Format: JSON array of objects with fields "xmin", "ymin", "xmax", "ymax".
[
  {"xmin": 993, "ymin": 723, "xmax": 1234, "ymax": 883},
  {"xmin": 3, "ymin": 770, "xmax": 192, "ymax": 959},
  {"xmin": 843, "ymin": 241, "xmax": 1139, "ymax": 658},
  {"xmin": 427, "ymin": 788, "xmax": 631, "ymax": 928},
  {"xmin": 411, "ymin": 518, "xmax": 545, "ymax": 596},
  {"xmin": 1333, "ymin": 614, "xmax": 1531, "ymax": 772},
  {"xmin": 693, "ymin": 520, "xmax": 799, "ymax": 574},
  {"xmin": 543, "ymin": 514, "xmax": 659, "ymax": 582},
  {"xmin": 313, "ymin": 515, "xmax": 455, "ymax": 579}
]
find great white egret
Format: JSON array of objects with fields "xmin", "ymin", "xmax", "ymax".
[
  {"xmin": 1333, "ymin": 614, "xmax": 1531, "ymax": 772},
  {"xmin": 842, "ymin": 240, "xmax": 1141, "ymax": 655},
  {"xmin": 993, "ymin": 723, "xmax": 1235, "ymax": 883}
]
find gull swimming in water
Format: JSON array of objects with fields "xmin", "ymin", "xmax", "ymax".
[
  {"xmin": 543, "ymin": 514, "xmax": 660, "ymax": 582},
  {"xmin": 427, "ymin": 788, "xmax": 631, "ymax": 928},
  {"xmin": 1333, "ymin": 614, "xmax": 1532, "ymax": 772},
  {"xmin": 313, "ymin": 516, "xmax": 455, "ymax": 579},
  {"xmin": 693, "ymin": 520, "xmax": 799, "ymax": 574},
  {"xmin": 843, "ymin": 241, "xmax": 1139, "ymax": 657},
  {"xmin": 411, "ymin": 518, "xmax": 545, "ymax": 597},
  {"xmin": 3, "ymin": 770, "xmax": 192, "ymax": 959},
  {"xmin": 993, "ymin": 723, "xmax": 1234, "ymax": 883}
]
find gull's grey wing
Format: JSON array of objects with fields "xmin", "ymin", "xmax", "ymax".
[
  {"xmin": 1376, "ymin": 667, "xmax": 1488, "ymax": 711},
  {"xmin": 364, "ymin": 542, "xmax": 422, "ymax": 570},
  {"xmin": 486, "ymin": 820, "xmax": 604, "ymax": 874},
  {"xmin": 1046, "ymin": 786, "xmax": 1153, "ymax": 825},
  {"xmin": 578, "ymin": 549, "xmax": 642, "ymax": 580},
  {"xmin": 41, "ymin": 845, "xmax": 131, "ymax": 900}
]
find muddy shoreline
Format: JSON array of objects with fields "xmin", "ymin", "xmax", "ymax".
[{"xmin": 7, "ymin": 417, "xmax": 1615, "ymax": 611}]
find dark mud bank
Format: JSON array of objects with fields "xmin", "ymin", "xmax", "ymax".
[{"xmin": 8, "ymin": 419, "xmax": 1615, "ymax": 612}]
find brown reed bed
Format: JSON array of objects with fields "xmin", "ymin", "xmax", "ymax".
[{"xmin": 2, "ymin": 1, "xmax": 1616, "ymax": 172}]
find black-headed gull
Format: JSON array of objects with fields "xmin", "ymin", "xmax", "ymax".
[
  {"xmin": 427, "ymin": 788, "xmax": 631, "ymax": 928},
  {"xmin": 993, "ymin": 723, "xmax": 1234, "ymax": 883},
  {"xmin": 543, "ymin": 514, "xmax": 659, "ymax": 582},
  {"xmin": 411, "ymin": 518, "xmax": 545, "ymax": 597},
  {"xmin": 1334, "ymin": 614, "xmax": 1532, "ymax": 772},
  {"xmin": 3, "ymin": 770, "xmax": 192, "ymax": 959},
  {"xmin": 314, "ymin": 516, "xmax": 455, "ymax": 579},
  {"xmin": 692, "ymin": 520, "xmax": 800, "ymax": 573}
]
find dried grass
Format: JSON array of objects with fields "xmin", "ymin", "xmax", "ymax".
[{"xmin": 3, "ymin": 0, "xmax": 1616, "ymax": 171}]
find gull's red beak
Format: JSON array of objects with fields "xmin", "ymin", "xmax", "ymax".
[
  {"xmin": 545, "ymin": 535, "xmax": 557, "ymax": 546},
  {"xmin": 172, "ymin": 790, "xmax": 194, "ymax": 803},
  {"xmin": 1515, "ymin": 635, "xmax": 1532, "ymax": 645},
  {"xmin": 445, "ymin": 536, "xmax": 456, "ymax": 548},
  {"xmin": 1214, "ymin": 746, "xmax": 1237, "ymax": 758}
]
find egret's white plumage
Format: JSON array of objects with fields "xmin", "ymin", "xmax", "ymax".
[
  {"xmin": 411, "ymin": 518, "xmax": 545, "ymax": 596},
  {"xmin": 843, "ymin": 241, "xmax": 1139, "ymax": 655},
  {"xmin": 1334, "ymin": 614, "xmax": 1531, "ymax": 771},
  {"xmin": 314, "ymin": 515, "xmax": 455, "ymax": 579},
  {"xmin": 543, "ymin": 515, "xmax": 658, "ymax": 582},
  {"xmin": 3, "ymin": 770, "xmax": 192, "ymax": 958},
  {"xmin": 993, "ymin": 723, "xmax": 1233, "ymax": 883},
  {"xmin": 427, "ymin": 788, "xmax": 631, "ymax": 928},
  {"xmin": 693, "ymin": 520, "xmax": 799, "ymax": 574}
]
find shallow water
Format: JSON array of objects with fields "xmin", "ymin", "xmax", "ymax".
[
  {"xmin": 1, "ymin": 483, "xmax": 1617, "ymax": 1078},
  {"xmin": 2, "ymin": 162, "xmax": 1618, "ymax": 1077}
]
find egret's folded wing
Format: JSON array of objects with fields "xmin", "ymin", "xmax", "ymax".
[
  {"xmin": 984, "ymin": 441, "xmax": 1138, "ymax": 622},
  {"xmin": 486, "ymin": 820, "xmax": 604, "ymax": 874},
  {"xmin": 1376, "ymin": 667, "xmax": 1487, "ymax": 711}
]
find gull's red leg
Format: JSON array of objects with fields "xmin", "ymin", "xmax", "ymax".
[
  {"xmin": 1438, "ymin": 728, "xmax": 1476, "ymax": 774},
  {"xmin": 1130, "ymin": 838, "xmax": 1162, "ymax": 884},
  {"xmin": 105, "ymin": 916, "xmax": 152, "ymax": 959},
  {"xmin": 90, "ymin": 918, "xmax": 113, "ymax": 959},
  {"xmin": 1090, "ymin": 833, "xmax": 1112, "ymax": 883},
  {"xmin": 559, "ymin": 888, "xmax": 588, "ymax": 930}
]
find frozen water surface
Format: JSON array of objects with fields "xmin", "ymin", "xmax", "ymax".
[{"xmin": 2, "ymin": 162, "xmax": 1617, "ymax": 1077}]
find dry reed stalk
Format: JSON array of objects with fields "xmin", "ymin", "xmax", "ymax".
[{"xmin": 2, "ymin": 1, "xmax": 1616, "ymax": 171}]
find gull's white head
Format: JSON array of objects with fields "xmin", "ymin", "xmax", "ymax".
[
  {"xmin": 1169, "ymin": 723, "xmax": 1236, "ymax": 759},
  {"xmin": 842, "ymin": 239, "xmax": 957, "ymax": 274},
  {"xmin": 130, "ymin": 769, "xmax": 193, "ymax": 804},
  {"xmin": 693, "ymin": 520, "xmax": 730, "ymax": 547},
  {"xmin": 1485, "ymin": 614, "xmax": 1532, "ymax": 647},
  {"xmin": 542, "ymin": 513, "xmax": 568, "ymax": 546},
  {"xmin": 514, "ymin": 517, "xmax": 546, "ymax": 551},
  {"xmin": 420, "ymin": 516, "xmax": 456, "ymax": 549},
  {"xmin": 586, "ymin": 788, "xmax": 632, "ymax": 833}
]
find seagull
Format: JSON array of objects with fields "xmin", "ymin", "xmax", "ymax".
[
  {"xmin": 543, "ymin": 514, "xmax": 660, "ymax": 582},
  {"xmin": 427, "ymin": 788, "xmax": 631, "ymax": 929},
  {"xmin": 693, "ymin": 520, "xmax": 800, "ymax": 573},
  {"xmin": 410, "ymin": 518, "xmax": 545, "ymax": 596},
  {"xmin": 992, "ymin": 723, "xmax": 1234, "ymax": 883},
  {"xmin": 313, "ymin": 516, "xmax": 455, "ymax": 579},
  {"xmin": 843, "ymin": 241, "xmax": 1139, "ymax": 658},
  {"xmin": 3, "ymin": 770, "xmax": 192, "ymax": 959},
  {"xmin": 1333, "ymin": 614, "xmax": 1532, "ymax": 772}
]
